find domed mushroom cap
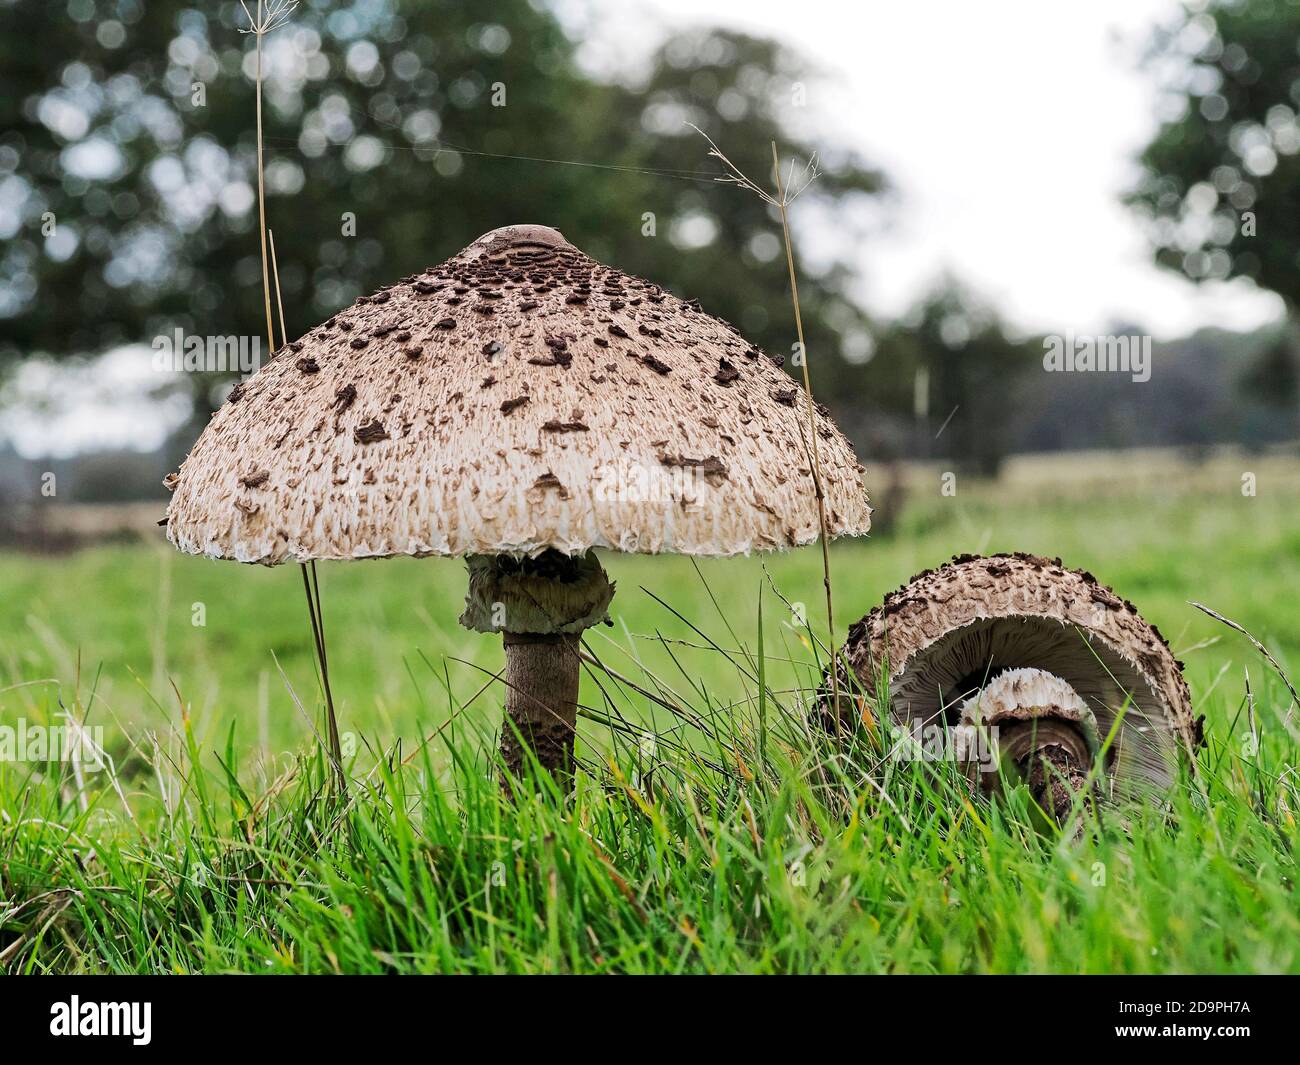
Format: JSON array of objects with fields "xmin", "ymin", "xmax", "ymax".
[
  {"xmin": 834, "ymin": 553, "xmax": 1197, "ymax": 791},
  {"xmin": 166, "ymin": 224, "xmax": 870, "ymax": 563}
]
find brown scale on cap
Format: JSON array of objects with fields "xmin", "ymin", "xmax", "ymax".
[
  {"xmin": 824, "ymin": 552, "xmax": 1198, "ymax": 797},
  {"xmin": 165, "ymin": 223, "xmax": 870, "ymax": 562}
]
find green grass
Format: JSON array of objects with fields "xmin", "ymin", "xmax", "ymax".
[{"xmin": 1, "ymin": 484, "xmax": 1298, "ymax": 973}]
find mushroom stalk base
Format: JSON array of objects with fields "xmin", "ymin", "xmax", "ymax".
[
  {"xmin": 501, "ymin": 633, "xmax": 581, "ymax": 781},
  {"xmin": 1022, "ymin": 741, "xmax": 1091, "ymax": 823},
  {"xmin": 998, "ymin": 718, "xmax": 1095, "ymax": 824}
]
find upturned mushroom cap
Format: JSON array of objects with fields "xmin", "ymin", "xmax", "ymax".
[
  {"xmin": 165, "ymin": 224, "xmax": 871, "ymax": 563},
  {"xmin": 833, "ymin": 553, "xmax": 1197, "ymax": 791}
]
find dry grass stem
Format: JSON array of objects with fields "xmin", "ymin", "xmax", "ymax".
[
  {"xmin": 238, "ymin": 2, "xmax": 343, "ymax": 794},
  {"xmin": 689, "ymin": 124, "xmax": 841, "ymax": 735},
  {"xmin": 239, "ymin": 1, "xmax": 298, "ymax": 352}
]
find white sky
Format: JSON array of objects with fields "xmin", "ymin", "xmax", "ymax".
[
  {"xmin": 0, "ymin": 346, "xmax": 193, "ymax": 459},
  {"xmin": 598, "ymin": 0, "xmax": 1283, "ymax": 337}
]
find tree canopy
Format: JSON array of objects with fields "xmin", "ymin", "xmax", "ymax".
[
  {"xmin": 0, "ymin": 0, "xmax": 881, "ymax": 388},
  {"xmin": 1128, "ymin": 0, "xmax": 1300, "ymax": 412}
]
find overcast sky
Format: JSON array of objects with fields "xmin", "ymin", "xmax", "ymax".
[{"xmin": 590, "ymin": 0, "xmax": 1283, "ymax": 337}]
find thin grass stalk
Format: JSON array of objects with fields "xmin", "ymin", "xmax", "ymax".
[
  {"xmin": 269, "ymin": 228, "xmax": 288, "ymax": 347},
  {"xmin": 770, "ymin": 142, "xmax": 841, "ymax": 738},
  {"xmin": 252, "ymin": 1, "xmax": 275, "ymax": 353},
  {"xmin": 688, "ymin": 125, "xmax": 844, "ymax": 739},
  {"xmin": 310, "ymin": 560, "xmax": 346, "ymax": 788},
  {"xmin": 269, "ymin": 203, "xmax": 344, "ymax": 796},
  {"xmin": 266, "ymin": 190, "xmax": 343, "ymax": 795},
  {"xmin": 300, "ymin": 563, "xmax": 347, "ymax": 796},
  {"xmin": 241, "ymin": 3, "xmax": 336, "ymax": 796},
  {"xmin": 256, "ymin": 66, "xmax": 340, "ymax": 794}
]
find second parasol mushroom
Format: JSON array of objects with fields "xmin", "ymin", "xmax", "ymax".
[
  {"xmin": 823, "ymin": 553, "xmax": 1198, "ymax": 819},
  {"xmin": 165, "ymin": 224, "xmax": 872, "ymax": 783}
]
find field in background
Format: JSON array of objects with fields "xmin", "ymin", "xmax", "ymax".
[
  {"xmin": 1, "ymin": 450, "xmax": 1298, "ymax": 973},
  {"xmin": 4, "ymin": 448, "xmax": 1297, "ymax": 762},
  {"xmin": 872, "ymin": 441, "xmax": 1300, "ymax": 502}
]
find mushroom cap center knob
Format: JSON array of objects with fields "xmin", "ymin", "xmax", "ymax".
[{"xmin": 477, "ymin": 223, "xmax": 571, "ymax": 253}]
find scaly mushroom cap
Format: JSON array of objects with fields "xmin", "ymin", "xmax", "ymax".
[
  {"xmin": 165, "ymin": 224, "xmax": 871, "ymax": 563},
  {"xmin": 834, "ymin": 553, "xmax": 1197, "ymax": 792}
]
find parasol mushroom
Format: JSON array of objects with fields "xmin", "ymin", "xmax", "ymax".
[
  {"xmin": 165, "ymin": 223, "xmax": 871, "ymax": 783},
  {"xmin": 824, "ymin": 553, "xmax": 1198, "ymax": 818}
]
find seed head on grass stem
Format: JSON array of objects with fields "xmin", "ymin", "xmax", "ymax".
[
  {"xmin": 238, "ymin": 1, "xmax": 344, "ymax": 798},
  {"xmin": 689, "ymin": 124, "xmax": 844, "ymax": 739},
  {"xmin": 238, "ymin": 0, "xmax": 298, "ymax": 356}
]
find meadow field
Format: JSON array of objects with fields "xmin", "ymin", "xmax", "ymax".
[{"xmin": 2, "ymin": 450, "xmax": 1298, "ymax": 973}]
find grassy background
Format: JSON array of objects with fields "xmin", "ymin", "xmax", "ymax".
[{"xmin": 2, "ymin": 460, "xmax": 1299, "ymax": 972}]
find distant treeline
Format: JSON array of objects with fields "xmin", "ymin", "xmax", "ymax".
[
  {"xmin": 827, "ymin": 316, "xmax": 1298, "ymax": 476},
  {"xmin": 1, "ymin": 320, "xmax": 1295, "ymax": 509}
]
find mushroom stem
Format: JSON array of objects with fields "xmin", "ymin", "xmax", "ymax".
[
  {"xmin": 501, "ymin": 633, "xmax": 581, "ymax": 780},
  {"xmin": 998, "ymin": 718, "xmax": 1094, "ymax": 823},
  {"xmin": 460, "ymin": 549, "xmax": 615, "ymax": 791},
  {"xmin": 1025, "ymin": 745, "xmax": 1091, "ymax": 823}
]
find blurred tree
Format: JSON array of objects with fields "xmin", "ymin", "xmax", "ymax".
[
  {"xmin": 0, "ymin": 0, "xmax": 882, "ymax": 421},
  {"xmin": 1128, "ymin": 0, "xmax": 1300, "ymax": 415},
  {"xmin": 867, "ymin": 281, "xmax": 1038, "ymax": 477},
  {"xmin": 1240, "ymin": 318, "xmax": 1300, "ymax": 405}
]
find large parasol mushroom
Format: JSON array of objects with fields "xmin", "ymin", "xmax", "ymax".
[
  {"xmin": 824, "ymin": 553, "xmax": 1198, "ymax": 817},
  {"xmin": 165, "ymin": 224, "xmax": 871, "ymax": 782}
]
